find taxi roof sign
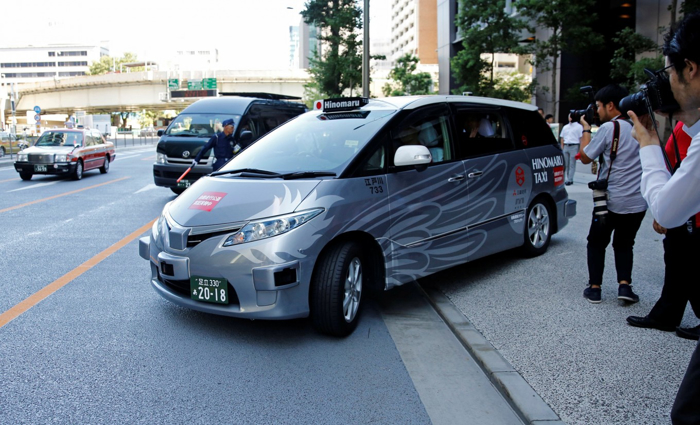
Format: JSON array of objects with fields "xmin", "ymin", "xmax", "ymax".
[{"xmin": 315, "ymin": 97, "xmax": 369, "ymax": 112}]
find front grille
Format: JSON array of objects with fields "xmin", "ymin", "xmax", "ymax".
[
  {"xmin": 163, "ymin": 171, "xmax": 208, "ymax": 179},
  {"xmin": 157, "ymin": 269, "xmax": 240, "ymax": 305},
  {"xmin": 28, "ymin": 154, "xmax": 55, "ymax": 164},
  {"xmin": 187, "ymin": 228, "xmax": 241, "ymax": 248}
]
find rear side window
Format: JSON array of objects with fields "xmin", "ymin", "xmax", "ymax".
[
  {"xmin": 507, "ymin": 108, "xmax": 557, "ymax": 149},
  {"xmin": 451, "ymin": 109, "xmax": 512, "ymax": 159}
]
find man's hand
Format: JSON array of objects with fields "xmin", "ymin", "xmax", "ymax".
[
  {"xmin": 628, "ymin": 110, "xmax": 661, "ymax": 147},
  {"xmin": 652, "ymin": 219, "xmax": 667, "ymax": 235},
  {"xmin": 579, "ymin": 116, "xmax": 591, "ymax": 130},
  {"xmin": 191, "ymin": 160, "xmax": 197, "ymax": 168}
]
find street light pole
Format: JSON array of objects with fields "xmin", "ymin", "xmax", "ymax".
[{"xmin": 362, "ymin": 0, "xmax": 370, "ymax": 98}]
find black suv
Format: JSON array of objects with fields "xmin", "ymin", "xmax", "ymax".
[{"xmin": 153, "ymin": 93, "xmax": 308, "ymax": 194}]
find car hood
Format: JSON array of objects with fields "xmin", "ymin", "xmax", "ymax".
[
  {"xmin": 166, "ymin": 177, "xmax": 322, "ymax": 227},
  {"xmin": 23, "ymin": 146, "xmax": 77, "ymax": 154}
]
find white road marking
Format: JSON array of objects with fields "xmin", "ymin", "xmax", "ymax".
[
  {"xmin": 135, "ymin": 184, "xmax": 159, "ymax": 193},
  {"xmin": 8, "ymin": 181, "xmax": 60, "ymax": 192}
]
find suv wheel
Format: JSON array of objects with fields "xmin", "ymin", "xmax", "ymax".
[{"xmin": 522, "ymin": 199, "xmax": 552, "ymax": 257}]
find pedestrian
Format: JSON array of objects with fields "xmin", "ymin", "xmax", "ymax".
[
  {"xmin": 627, "ymin": 118, "xmax": 700, "ymax": 341},
  {"xmin": 191, "ymin": 118, "xmax": 237, "ymax": 171},
  {"xmin": 537, "ymin": 108, "xmax": 545, "ymax": 118},
  {"xmin": 627, "ymin": 11, "xmax": 700, "ymax": 424},
  {"xmin": 545, "ymin": 114, "xmax": 554, "ymax": 124},
  {"xmin": 578, "ymin": 84, "xmax": 648, "ymax": 304},
  {"xmin": 560, "ymin": 113, "xmax": 583, "ymax": 185}
]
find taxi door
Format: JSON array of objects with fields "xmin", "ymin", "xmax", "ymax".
[
  {"xmin": 385, "ymin": 104, "xmax": 472, "ymax": 284},
  {"xmin": 451, "ymin": 105, "xmax": 532, "ymax": 261}
]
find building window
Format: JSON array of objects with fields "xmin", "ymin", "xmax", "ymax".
[
  {"xmin": 58, "ymin": 61, "xmax": 88, "ymax": 67},
  {"xmin": 48, "ymin": 52, "xmax": 56, "ymax": 57}
]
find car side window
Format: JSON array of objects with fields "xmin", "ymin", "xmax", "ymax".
[
  {"xmin": 507, "ymin": 108, "xmax": 558, "ymax": 149},
  {"xmin": 390, "ymin": 105, "xmax": 452, "ymax": 166},
  {"xmin": 453, "ymin": 110, "xmax": 512, "ymax": 159}
]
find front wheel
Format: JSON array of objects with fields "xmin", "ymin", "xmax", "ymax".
[
  {"xmin": 0, "ymin": 147, "xmax": 5, "ymax": 158},
  {"xmin": 73, "ymin": 160, "xmax": 83, "ymax": 180},
  {"xmin": 310, "ymin": 241, "xmax": 364, "ymax": 337},
  {"xmin": 522, "ymin": 200, "xmax": 552, "ymax": 257},
  {"xmin": 19, "ymin": 171, "xmax": 32, "ymax": 181},
  {"xmin": 170, "ymin": 187, "xmax": 186, "ymax": 195}
]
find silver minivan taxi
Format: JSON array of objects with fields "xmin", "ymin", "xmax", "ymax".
[{"xmin": 140, "ymin": 96, "xmax": 576, "ymax": 336}]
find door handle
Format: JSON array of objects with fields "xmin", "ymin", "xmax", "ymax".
[
  {"xmin": 468, "ymin": 171, "xmax": 483, "ymax": 178},
  {"xmin": 448, "ymin": 174, "xmax": 465, "ymax": 183}
]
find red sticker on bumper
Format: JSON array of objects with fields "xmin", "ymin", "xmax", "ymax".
[{"xmin": 189, "ymin": 191, "xmax": 227, "ymax": 212}]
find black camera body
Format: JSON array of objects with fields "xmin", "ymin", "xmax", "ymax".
[
  {"xmin": 588, "ymin": 179, "xmax": 609, "ymax": 190},
  {"xmin": 570, "ymin": 86, "xmax": 597, "ymax": 124},
  {"xmin": 618, "ymin": 68, "xmax": 680, "ymax": 117}
]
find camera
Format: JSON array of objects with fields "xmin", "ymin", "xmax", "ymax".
[
  {"xmin": 618, "ymin": 68, "xmax": 680, "ymax": 117},
  {"xmin": 588, "ymin": 179, "xmax": 608, "ymax": 191},
  {"xmin": 588, "ymin": 179, "xmax": 609, "ymax": 223},
  {"xmin": 570, "ymin": 86, "xmax": 597, "ymax": 124}
]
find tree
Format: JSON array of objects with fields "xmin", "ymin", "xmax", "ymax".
[
  {"xmin": 515, "ymin": 0, "xmax": 603, "ymax": 120},
  {"xmin": 301, "ymin": 0, "xmax": 363, "ymax": 98},
  {"xmin": 382, "ymin": 54, "xmax": 433, "ymax": 96},
  {"xmin": 87, "ymin": 52, "xmax": 140, "ymax": 75},
  {"xmin": 451, "ymin": 0, "xmax": 532, "ymax": 100},
  {"xmin": 610, "ymin": 28, "xmax": 664, "ymax": 90}
]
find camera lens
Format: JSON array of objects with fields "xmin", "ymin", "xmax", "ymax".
[{"xmin": 618, "ymin": 92, "xmax": 648, "ymax": 117}]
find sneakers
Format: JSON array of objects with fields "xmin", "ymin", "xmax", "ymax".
[
  {"xmin": 583, "ymin": 286, "xmax": 602, "ymax": 303},
  {"xmin": 676, "ymin": 324, "xmax": 700, "ymax": 341},
  {"xmin": 618, "ymin": 284, "xmax": 639, "ymax": 303}
]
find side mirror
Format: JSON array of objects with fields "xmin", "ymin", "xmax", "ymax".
[
  {"xmin": 157, "ymin": 129, "xmax": 164, "ymax": 137},
  {"xmin": 394, "ymin": 145, "xmax": 432, "ymax": 167},
  {"xmin": 238, "ymin": 130, "xmax": 253, "ymax": 144}
]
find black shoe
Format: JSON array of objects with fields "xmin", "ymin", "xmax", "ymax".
[
  {"xmin": 584, "ymin": 286, "xmax": 602, "ymax": 303},
  {"xmin": 626, "ymin": 315, "xmax": 676, "ymax": 332},
  {"xmin": 676, "ymin": 324, "xmax": 700, "ymax": 341},
  {"xmin": 618, "ymin": 284, "xmax": 639, "ymax": 303}
]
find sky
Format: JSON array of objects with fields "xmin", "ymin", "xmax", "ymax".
[{"xmin": 2, "ymin": 0, "xmax": 390, "ymax": 70}]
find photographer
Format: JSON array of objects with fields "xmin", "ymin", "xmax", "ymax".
[
  {"xmin": 628, "ymin": 12, "xmax": 700, "ymax": 424},
  {"xmin": 578, "ymin": 84, "xmax": 648, "ymax": 304}
]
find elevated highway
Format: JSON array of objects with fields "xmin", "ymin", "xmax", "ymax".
[{"xmin": 11, "ymin": 69, "xmax": 311, "ymax": 116}]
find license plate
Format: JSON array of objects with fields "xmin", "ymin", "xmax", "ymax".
[
  {"xmin": 177, "ymin": 180, "xmax": 191, "ymax": 188},
  {"xmin": 34, "ymin": 165, "xmax": 47, "ymax": 172},
  {"xmin": 190, "ymin": 276, "xmax": 229, "ymax": 304}
]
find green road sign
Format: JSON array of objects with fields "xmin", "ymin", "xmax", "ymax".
[
  {"xmin": 168, "ymin": 79, "xmax": 179, "ymax": 90},
  {"xmin": 203, "ymin": 78, "xmax": 217, "ymax": 89}
]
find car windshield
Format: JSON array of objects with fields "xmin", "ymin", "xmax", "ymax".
[
  {"xmin": 219, "ymin": 108, "xmax": 397, "ymax": 175},
  {"xmin": 165, "ymin": 114, "xmax": 242, "ymax": 137},
  {"xmin": 35, "ymin": 131, "xmax": 83, "ymax": 147}
]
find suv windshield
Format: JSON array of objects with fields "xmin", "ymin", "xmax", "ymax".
[
  {"xmin": 219, "ymin": 109, "xmax": 396, "ymax": 175},
  {"xmin": 165, "ymin": 114, "xmax": 242, "ymax": 137},
  {"xmin": 36, "ymin": 131, "xmax": 83, "ymax": 147}
]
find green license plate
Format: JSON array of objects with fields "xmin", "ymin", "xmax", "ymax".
[
  {"xmin": 34, "ymin": 165, "xmax": 47, "ymax": 172},
  {"xmin": 177, "ymin": 180, "xmax": 191, "ymax": 188},
  {"xmin": 190, "ymin": 276, "xmax": 229, "ymax": 304}
]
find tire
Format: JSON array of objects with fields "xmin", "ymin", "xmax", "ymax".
[
  {"xmin": 522, "ymin": 199, "xmax": 552, "ymax": 257},
  {"xmin": 171, "ymin": 187, "xmax": 186, "ymax": 195},
  {"xmin": 310, "ymin": 241, "xmax": 364, "ymax": 337},
  {"xmin": 0, "ymin": 147, "xmax": 5, "ymax": 158},
  {"xmin": 73, "ymin": 160, "xmax": 83, "ymax": 180},
  {"xmin": 19, "ymin": 171, "xmax": 32, "ymax": 181},
  {"xmin": 100, "ymin": 156, "xmax": 110, "ymax": 174}
]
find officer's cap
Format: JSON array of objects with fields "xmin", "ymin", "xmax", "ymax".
[{"xmin": 222, "ymin": 119, "xmax": 235, "ymax": 127}]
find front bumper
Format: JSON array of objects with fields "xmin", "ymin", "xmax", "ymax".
[
  {"xmin": 139, "ymin": 236, "xmax": 311, "ymax": 320},
  {"xmin": 15, "ymin": 162, "xmax": 76, "ymax": 175},
  {"xmin": 153, "ymin": 163, "xmax": 213, "ymax": 188}
]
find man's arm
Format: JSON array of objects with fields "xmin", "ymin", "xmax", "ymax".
[
  {"xmin": 193, "ymin": 135, "xmax": 217, "ymax": 163},
  {"xmin": 578, "ymin": 118, "xmax": 594, "ymax": 164}
]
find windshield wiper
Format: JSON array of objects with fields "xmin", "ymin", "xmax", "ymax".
[
  {"xmin": 281, "ymin": 171, "xmax": 336, "ymax": 180},
  {"xmin": 210, "ymin": 168, "xmax": 282, "ymax": 178}
]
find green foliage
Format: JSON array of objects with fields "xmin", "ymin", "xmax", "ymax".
[
  {"xmin": 87, "ymin": 53, "xmax": 140, "ymax": 75},
  {"xmin": 451, "ymin": 0, "xmax": 529, "ymax": 99},
  {"xmin": 610, "ymin": 28, "xmax": 661, "ymax": 90},
  {"xmin": 483, "ymin": 72, "xmax": 536, "ymax": 102},
  {"xmin": 138, "ymin": 110, "xmax": 158, "ymax": 128},
  {"xmin": 382, "ymin": 54, "xmax": 434, "ymax": 96},
  {"xmin": 681, "ymin": 0, "xmax": 700, "ymax": 14},
  {"xmin": 563, "ymin": 80, "xmax": 593, "ymax": 103},
  {"xmin": 301, "ymin": 0, "xmax": 363, "ymax": 98}
]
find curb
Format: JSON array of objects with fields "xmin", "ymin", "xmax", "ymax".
[{"xmin": 420, "ymin": 284, "xmax": 566, "ymax": 425}]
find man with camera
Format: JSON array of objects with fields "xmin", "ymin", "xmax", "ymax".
[
  {"xmin": 628, "ymin": 12, "xmax": 700, "ymax": 424},
  {"xmin": 578, "ymin": 84, "xmax": 648, "ymax": 304}
]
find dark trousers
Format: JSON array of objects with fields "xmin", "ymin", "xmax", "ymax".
[
  {"xmin": 649, "ymin": 226, "xmax": 700, "ymax": 325},
  {"xmin": 587, "ymin": 210, "xmax": 646, "ymax": 286},
  {"xmin": 672, "ymin": 340, "xmax": 700, "ymax": 424}
]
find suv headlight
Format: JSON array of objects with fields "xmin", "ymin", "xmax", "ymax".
[
  {"xmin": 156, "ymin": 152, "xmax": 167, "ymax": 164},
  {"xmin": 223, "ymin": 209, "xmax": 324, "ymax": 247}
]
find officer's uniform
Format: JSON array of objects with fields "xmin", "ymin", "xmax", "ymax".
[{"xmin": 193, "ymin": 118, "xmax": 236, "ymax": 171}]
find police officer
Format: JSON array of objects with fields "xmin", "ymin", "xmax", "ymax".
[{"xmin": 191, "ymin": 118, "xmax": 236, "ymax": 171}]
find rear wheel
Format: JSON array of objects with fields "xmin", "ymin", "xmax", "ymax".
[
  {"xmin": 310, "ymin": 241, "xmax": 364, "ymax": 337},
  {"xmin": 73, "ymin": 160, "xmax": 83, "ymax": 180},
  {"xmin": 19, "ymin": 171, "xmax": 32, "ymax": 181},
  {"xmin": 0, "ymin": 147, "xmax": 5, "ymax": 158},
  {"xmin": 100, "ymin": 156, "xmax": 110, "ymax": 174},
  {"xmin": 522, "ymin": 199, "xmax": 552, "ymax": 257}
]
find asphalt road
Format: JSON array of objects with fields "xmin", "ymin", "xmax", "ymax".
[{"xmin": 0, "ymin": 146, "xmax": 524, "ymax": 425}]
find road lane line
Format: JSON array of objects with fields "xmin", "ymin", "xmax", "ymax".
[
  {"xmin": 0, "ymin": 176, "xmax": 129, "ymax": 214},
  {"xmin": 8, "ymin": 181, "xmax": 59, "ymax": 192},
  {"xmin": 141, "ymin": 155, "xmax": 155, "ymax": 161},
  {"xmin": 0, "ymin": 177, "xmax": 18, "ymax": 183},
  {"xmin": 135, "ymin": 183, "xmax": 159, "ymax": 193},
  {"xmin": 0, "ymin": 218, "xmax": 157, "ymax": 329}
]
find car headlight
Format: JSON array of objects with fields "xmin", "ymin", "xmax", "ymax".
[
  {"xmin": 17, "ymin": 153, "xmax": 28, "ymax": 162},
  {"xmin": 156, "ymin": 152, "xmax": 167, "ymax": 164},
  {"xmin": 223, "ymin": 209, "xmax": 324, "ymax": 247},
  {"xmin": 152, "ymin": 203, "xmax": 172, "ymax": 242},
  {"xmin": 55, "ymin": 154, "xmax": 68, "ymax": 162}
]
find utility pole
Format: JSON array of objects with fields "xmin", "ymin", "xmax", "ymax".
[{"xmin": 362, "ymin": 0, "xmax": 370, "ymax": 98}]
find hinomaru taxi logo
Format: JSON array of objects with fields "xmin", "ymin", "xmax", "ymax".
[
  {"xmin": 189, "ymin": 191, "xmax": 227, "ymax": 212},
  {"xmin": 515, "ymin": 166, "xmax": 525, "ymax": 186}
]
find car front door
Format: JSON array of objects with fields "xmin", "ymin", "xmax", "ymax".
[{"xmin": 384, "ymin": 104, "xmax": 471, "ymax": 285}]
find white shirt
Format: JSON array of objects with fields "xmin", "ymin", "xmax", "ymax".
[
  {"xmin": 560, "ymin": 122, "xmax": 583, "ymax": 144},
  {"xmin": 640, "ymin": 126, "xmax": 700, "ymax": 228}
]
